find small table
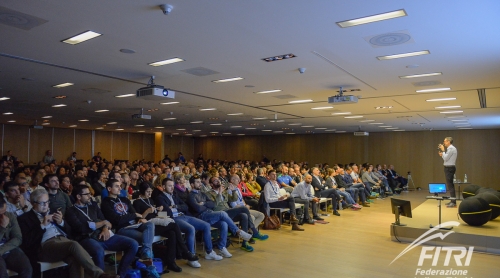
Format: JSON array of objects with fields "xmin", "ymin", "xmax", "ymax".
[
  {"xmin": 426, "ymin": 195, "xmax": 457, "ymax": 230},
  {"xmin": 454, "ymin": 182, "xmax": 471, "ymax": 201}
]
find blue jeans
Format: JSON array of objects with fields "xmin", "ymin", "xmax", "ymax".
[
  {"xmin": 79, "ymin": 235, "xmax": 138, "ymax": 277},
  {"xmin": 199, "ymin": 210, "xmax": 238, "ymax": 250},
  {"xmin": 117, "ymin": 222, "xmax": 155, "ymax": 259},
  {"xmin": 337, "ymin": 190, "xmax": 355, "ymax": 204},
  {"xmin": 176, "ymin": 215, "xmax": 213, "ymax": 254}
]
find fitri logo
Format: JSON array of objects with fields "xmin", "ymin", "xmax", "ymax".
[{"xmin": 390, "ymin": 221, "xmax": 474, "ymax": 277}]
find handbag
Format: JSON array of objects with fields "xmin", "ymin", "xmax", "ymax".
[{"xmin": 263, "ymin": 214, "xmax": 281, "ymax": 230}]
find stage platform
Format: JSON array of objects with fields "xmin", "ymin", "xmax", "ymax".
[{"xmin": 390, "ymin": 198, "xmax": 500, "ymax": 254}]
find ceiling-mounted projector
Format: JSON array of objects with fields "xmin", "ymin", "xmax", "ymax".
[
  {"xmin": 328, "ymin": 86, "xmax": 358, "ymax": 104},
  {"xmin": 136, "ymin": 85, "xmax": 175, "ymax": 99},
  {"xmin": 136, "ymin": 75, "xmax": 175, "ymax": 99},
  {"xmin": 354, "ymin": 131, "xmax": 369, "ymax": 136},
  {"xmin": 132, "ymin": 108, "xmax": 152, "ymax": 120}
]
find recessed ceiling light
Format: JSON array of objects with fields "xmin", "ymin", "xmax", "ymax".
[
  {"xmin": 199, "ymin": 108, "xmax": 217, "ymax": 111},
  {"xmin": 335, "ymin": 131, "xmax": 346, "ymax": 133},
  {"xmin": 2, "ymin": 112, "xmax": 13, "ymax": 115},
  {"xmin": 344, "ymin": 116, "xmax": 363, "ymax": 119},
  {"xmin": 254, "ymin": 89, "xmax": 282, "ymax": 94},
  {"xmin": 53, "ymin": 95, "xmax": 67, "ymax": 99},
  {"xmin": 137, "ymin": 130, "xmax": 145, "ymax": 133},
  {"xmin": 160, "ymin": 102, "xmax": 180, "ymax": 105},
  {"xmin": 386, "ymin": 127, "xmax": 399, "ymax": 130},
  {"xmin": 336, "ymin": 9, "xmax": 407, "ymax": 28},
  {"xmin": 69, "ymin": 125, "xmax": 77, "ymax": 127},
  {"xmin": 245, "ymin": 127, "xmax": 256, "ymax": 130},
  {"xmin": 288, "ymin": 123, "xmax": 302, "ymax": 126},
  {"xmin": 237, "ymin": 134, "xmax": 245, "ymax": 136},
  {"xmin": 62, "ymin": 31, "xmax": 102, "ymax": 45},
  {"xmin": 325, "ymin": 129, "xmax": 336, "ymax": 131},
  {"xmin": 393, "ymin": 130, "xmax": 405, "ymax": 131},
  {"xmin": 273, "ymin": 131, "xmax": 283, "ymax": 133},
  {"xmin": 253, "ymin": 117, "xmax": 267, "ymax": 120},
  {"xmin": 42, "ymin": 116, "xmax": 52, "ymax": 119},
  {"xmin": 172, "ymin": 133, "xmax": 179, "ymax": 135},
  {"xmin": 135, "ymin": 124, "xmax": 144, "ymax": 127},
  {"xmin": 212, "ymin": 77, "xmax": 243, "ymax": 83},
  {"xmin": 427, "ymin": 98, "xmax": 457, "ymax": 102},
  {"xmin": 177, "ymin": 128, "xmax": 186, "ymax": 131},
  {"xmin": 227, "ymin": 113, "xmax": 243, "ymax": 116},
  {"xmin": 332, "ymin": 112, "xmax": 351, "ymax": 115},
  {"xmin": 289, "ymin": 99, "xmax": 313, "ymax": 104},
  {"xmin": 210, "ymin": 123, "xmax": 222, "ymax": 126},
  {"xmin": 163, "ymin": 118, "xmax": 176, "ymax": 121},
  {"xmin": 458, "ymin": 128, "xmax": 473, "ymax": 130},
  {"xmin": 311, "ymin": 106, "xmax": 334, "ymax": 110},
  {"xmin": 95, "ymin": 127, "xmax": 103, "ymax": 129},
  {"xmin": 222, "ymin": 133, "xmax": 231, "ymax": 135},
  {"xmin": 210, "ymin": 132, "xmax": 219, "ymax": 134},
  {"xmin": 262, "ymin": 130, "xmax": 272, "ymax": 132},
  {"xmin": 440, "ymin": 111, "xmax": 463, "ymax": 114},
  {"xmin": 107, "ymin": 122, "xmax": 117, "ymax": 124},
  {"xmin": 78, "ymin": 119, "xmax": 89, "ymax": 122},
  {"xmin": 42, "ymin": 123, "xmax": 50, "ymax": 125},
  {"xmin": 53, "ymin": 83, "xmax": 74, "ymax": 88},
  {"xmin": 148, "ymin": 58, "xmax": 184, "ymax": 67},
  {"xmin": 52, "ymin": 104, "xmax": 67, "ymax": 107},
  {"xmin": 375, "ymin": 106, "xmax": 393, "ymax": 109},
  {"xmin": 399, "ymin": 72, "xmax": 442, "ymax": 79},
  {"xmin": 262, "ymin": 53, "xmax": 296, "ymax": 62},
  {"xmin": 185, "ymin": 134, "xmax": 192, "ymax": 136},
  {"xmin": 155, "ymin": 127, "xmax": 164, "ymax": 129},
  {"xmin": 301, "ymin": 125, "xmax": 314, "ymax": 128},
  {"xmin": 115, "ymin": 128, "xmax": 124, "ymax": 131},
  {"xmin": 445, "ymin": 116, "xmax": 465, "ymax": 119},
  {"xmin": 0, "ymin": 97, "xmax": 10, "ymax": 101},
  {"xmin": 286, "ymin": 133, "xmax": 295, "ymax": 135},
  {"xmin": 95, "ymin": 110, "xmax": 109, "ymax": 113},
  {"xmin": 379, "ymin": 126, "xmax": 392, "ymax": 128},
  {"xmin": 416, "ymin": 88, "xmax": 451, "ymax": 93},
  {"xmin": 191, "ymin": 121, "xmax": 203, "ymax": 124},
  {"xmin": 435, "ymin": 105, "xmax": 461, "ymax": 109},
  {"xmin": 7, "ymin": 120, "xmax": 15, "ymax": 123},
  {"xmin": 450, "ymin": 120, "xmax": 468, "ymax": 122},
  {"xmin": 359, "ymin": 120, "xmax": 375, "ymax": 122},
  {"xmin": 231, "ymin": 126, "xmax": 242, "ymax": 128},
  {"xmin": 455, "ymin": 124, "xmax": 471, "ymax": 127},
  {"xmin": 193, "ymin": 130, "xmax": 201, "ymax": 132},
  {"xmin": 369, "ymin": 123, "xmax": 384, "ymax": 125},
  {"xmin": 315, "ymin": 128, "xmax": 327, "ymax": 130},
  {"xmin": 199, "ymin": 135, "xmax": 207, "ymax": 137},
  {"xmin": 377, "ymin": 50, "xmax": 430, "ymax": 60},
  {"xmin": 115, "ymin": 94, "xmax": 135, "ymax": 98}
]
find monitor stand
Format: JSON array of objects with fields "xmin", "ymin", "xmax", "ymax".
[
  {"xmin": 427, "ymin": 195, "xmax": 454, "ymax": 230},
  {"xmin": 392, "ymin": 205, "xmax": 406, "ymax": 226}
]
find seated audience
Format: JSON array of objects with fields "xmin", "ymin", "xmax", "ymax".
[
  {"xmin": 310, "ymin": 167, "xmax": 340, "ymax": 216},
  {"xmin": 44, "ymin": 174, "xmax": 72, "ymax": 215},
  {"xmin": 337, "ymin": 166, "xmax": 370, "ymax": 207},
  {"xmin": 4, "ymin": 181, "xmax": 32, "ymax": 216},
  {"xmin": 290, "ymin": 174, "xmax": 323, "ymax": 224}
]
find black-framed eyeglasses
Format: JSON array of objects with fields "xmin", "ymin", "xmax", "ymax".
[
  {"xmin": 79, "ymin": 193, "xmax": 91, "ymax": 196},
  {"xmin": 34, "ymin": 201, "xmax": 50, "ymax": 206}
]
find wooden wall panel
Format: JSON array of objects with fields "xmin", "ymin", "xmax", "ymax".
[
  {"xmin": 164, "ymin": 135, "xmax": 194, "ymax": 162},
  {"xmin": 29, "ymin": 127, "xmax": 53, "ymax": 164},
  {"xmin": 94, "ymin": 131, "xmax": 112, "ymax": 162},
  {"xmin": 111, "ymin": 132, "xmax": 129, "ymax": 161},
  {"xmin": 3, "ymin": 125, "xmax": 29, "ymax": 164},
  {"xmin": 142, "ymin": 133, "xmax": 155, "ymax": 162},
  {"xmin": 53, "ymin": 128, "xmax": 75, "ymax": 163},
  {"xmin": 129, "ymin": 133, "xmax": 144, "ymax": 161},
  {"xmin": 75, "ymin": 129, "xmax": 92, "ymax": 161},
  {"xmin": 194, "ymin": 129, "xmax": 500, "ymax": 190}
]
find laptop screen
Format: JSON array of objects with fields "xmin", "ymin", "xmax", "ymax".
[{"xmin": 429, "ymin": 183, "xmax": 447, "ymax": 194}]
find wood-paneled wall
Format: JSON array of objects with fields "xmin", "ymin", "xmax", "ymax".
[
  {"xmin": 193, "ymin": 129, "xmax": 500, "ymax": 190},
  {"xmin": 1, "ymin": 124, "xmax": 155, "ymax": 164},
  {"xmin": 163, "ymin": 135, "xmax": 194, "ymax": 161}
]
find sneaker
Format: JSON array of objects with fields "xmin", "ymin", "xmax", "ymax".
[
  {"xmin": 182, "ymin": 251, "xmax": 199, "ymax": 262},
  {"xmin": 361, "ymin": 202, "xmax": 370, "ymax": 207},
  {"xmin": 241, "ymin": 242, "xmax": 254, "ymax": 252},
  {"xmin": 305, "ymin": 218, "xmax": 315, "ymax": 225},
  {"xmin": 366, "ymin": 199, "xmax": 374, "ymax": 203},
  {"xmin": 145, "ymin": 265, "xmax": 161, "ymax": 278},
  {"xmin": 446, "ymin": 202, "xmax": 457, "ymax": 208},
  {"xmin": 205, "ymin": 250, "xmax": 223, "ymax": 261},
  {"xmin": 105, "ymin": 254, "xmax": 116, "ymax": 265},
  {"xmin": 313, "ymin": 216, "xmax": 324, "ymax": 221},
  {"xmin": 333, "ymin": 211, "xmax": 341, "ymax": 216},
  {"xmin": 218, "ymin": 247, "xmax": 232, "ymax": 258},
  {"xmin": 248, "ymin": 238, "xmax": 256, "ymax": 244},
  {"xmin": 252, "ymin": 233, "xmax": 269, "ymax": 241},
  {"xmin": 237, "ymin": 230, "xmax": 253, "ymax": 241},
  {"xmin": 187, "ymin": 260, "xmax": 201, "ymax": 268}
]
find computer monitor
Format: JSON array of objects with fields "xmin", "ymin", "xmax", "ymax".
[
  {"xmin": 391, "ymin": 198, "xmax": 412, "ymax": 226},
  {"xmin": 429, "ymin": 183, "xmax": 447, "ymax": 196}
]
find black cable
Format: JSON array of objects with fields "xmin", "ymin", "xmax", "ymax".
[{"xmin": 392, "ymin": 223, "xmax": 402, "ymax": 243}]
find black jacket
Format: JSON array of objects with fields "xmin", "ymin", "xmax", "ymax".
[
  {"xmin": 187, "ymin": 191, "xmax": 215, "ymax": 218},
  {"xmin": 65, "ymin": 203, "xmax": 107, "ymax": 241},
  {"xmin": 155, "ymin": 191, "xmax": 191, "ymax": 217}
]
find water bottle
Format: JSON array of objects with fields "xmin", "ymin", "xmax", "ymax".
[
  {"xmin": 464, "ymin": 174, "xmax": 468, "ymax": 183},
  {"xmin": 453, "ymin": 174, "xmax": 457, "ymax": 183}
]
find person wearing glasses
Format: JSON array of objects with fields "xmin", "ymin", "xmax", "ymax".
[
  {"xmin": 18, "ymin": 188, "xmax": 118, "ymax": 278},
  {"xmin": 65, "ymin": 184, "xmax": 138, "ymax": 278}
]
